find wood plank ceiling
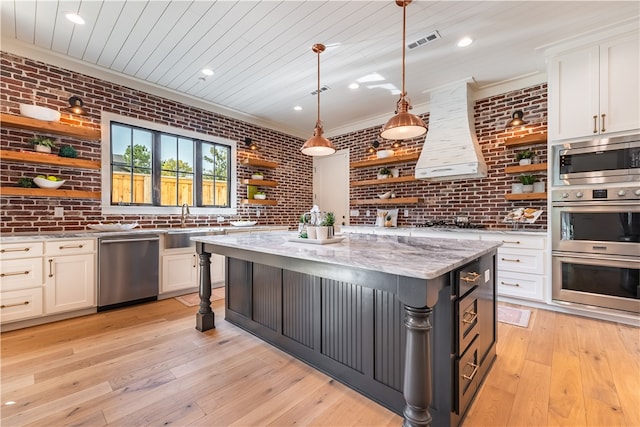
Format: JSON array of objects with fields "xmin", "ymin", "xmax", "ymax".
[{"xmin": 1, "ymin": 1, "xmax": 638, "ymax": 137}]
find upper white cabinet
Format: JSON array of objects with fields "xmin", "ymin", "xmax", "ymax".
[{"xmin": 548, "ymin": 32, "xmax": 640, "ymax": 141}]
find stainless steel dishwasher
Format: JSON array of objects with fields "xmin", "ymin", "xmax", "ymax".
[{"xmin": 98, "ymin": 233, "xmax": 160, "ymax": 311}]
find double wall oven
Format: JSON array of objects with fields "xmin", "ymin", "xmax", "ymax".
[{"xmin": 552, "ymin": 134, "xmax": 639, "ymax": 314}]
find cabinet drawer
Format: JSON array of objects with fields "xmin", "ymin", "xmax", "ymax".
[
  {"xmin": 457, "ymin": 287, "xmax": 479, "ymax": 354},
  {"xmin": 0, "ymin": 258, "xmax": 43, "ymax": 291},
  {"xmin": 1, "ymin": 288, "xmax": 43, "ymax": 323},
  {"xmin": 0, "ymin": 241, "xmax": 43, "ymax": 260},
  {"xmin": 45, "ymin": 239, "xmax": 94, "ymax": 256},
  {"xmin": 497, "ymin": 248, "xmax": 545, "ymax": 274},
  {"xmin": 497, "ymin": 271, "xmax": 545, "ymax": 301},
  {"xmin": 481, "ymin": 234, "xmax": 545, "ymax": 250},
  {"xmin": 456, "ymin": 335, "xmax": 481, "ymax": 416}
]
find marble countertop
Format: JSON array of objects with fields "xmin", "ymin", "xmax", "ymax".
[
  {"xmin": 192, "ymin": 231, "xmax": 501, "ymax": 280},
  {"xmin": 342, "ymin": 225, "xmax": 547, "ymax": 236},
  {"xmin": 0, "ymin": 225, "xmax": 289, "ymax": 242}
]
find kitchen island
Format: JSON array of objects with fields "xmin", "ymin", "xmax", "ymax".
[{"xmin": 192, "ymin": 231, "xmax": 500, "ymax": 427}]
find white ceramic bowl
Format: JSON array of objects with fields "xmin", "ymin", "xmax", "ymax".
[
  {"xmin": 254, "ymin": 194, "xmax": 266, "ymax": 200},
  {"xmin": 33, "ymin": 177, "xmax": 65, "ymax": 189},
  {"xmin": 19, "ymin": 104, "xmax": 61, "ymax": 122},
  {"xmin": 230, "ymin": 221, "xmax": 257, "ymax": 227},
  {"xmin": 376, "ymin": 149, "xmax": 394, "ymax": 159},
  {"xmin": 378, "ymin": 191, "xmax": 392, "ymax": 199},
  {"xmin": 251, "ymin": 174, "xmax": 263, "ymax": 180}
]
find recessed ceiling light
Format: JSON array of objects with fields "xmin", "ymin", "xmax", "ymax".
[
  {"xmin": 202, "ymin": 68, "xmax": 214, "ymax": 76},
  {"xmin": 457, "ymin": 37, "xmax": 473, "ymax": 48},
  {"xmin": 294, "ymin": 106, "xmax": 302, "ymax": 111},
  {"xmin": 357, "ymin": 73, "xmax": 385, "ymax": 83},
  {"xmin": 349, "ymin": 83, "xmax": 359, "ymax": 90},
  {"xmin": 65, "ymin": 12, "xmax": 85, "ymax": 25}
]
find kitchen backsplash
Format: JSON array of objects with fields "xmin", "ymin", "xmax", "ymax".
[{"xmin": 1, "ymin": 51, "xmax": 546, "ymax": 233}]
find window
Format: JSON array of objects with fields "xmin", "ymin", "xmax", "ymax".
[{"xmin": 101, "ymin": 112, "xmax": 237, "ymax": 215}]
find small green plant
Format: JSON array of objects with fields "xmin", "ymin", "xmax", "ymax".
[
  {"xmin": 30, "ymin": 136, "xmax": 56, "ymax": 149},
  {"xmin": 379, "ymin": 167, "xmax": 391, "ymax": 175},
  {"xmin": 256, "ymin": 191, "xmax": 265, "ymax": 196},
  {"xmin": 58, "ymin": 145, "xmax": 78, "ymax": 158},
  {"xmin": 324, "ymin": 212, "xmax": 335, "ymax": 226},
  {"xmin": 17, "ymin": 177, "xmax": 35, "ymax": 188},
  {"xmin": 519, "ymin": 174, "xmax": 536, "ymax": 185},
  {"xmin": 516, "ymin": 150, "xmax": 535, "ymax": 161}
]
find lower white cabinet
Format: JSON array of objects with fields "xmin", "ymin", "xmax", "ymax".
[
  {"xmin": 0, "ymin": 241, "xmax": 44, "ymax": 323},
  {"xmin": 44, "ymin": 253, "xmax": 95, "ymax": 314},
  {"xmin": 161, "ymin": 251, "xmax": 225, "ymax": 294},
  {"xmin": 0, "ymin": 288, "xmax": 43, "ymax": 323}
]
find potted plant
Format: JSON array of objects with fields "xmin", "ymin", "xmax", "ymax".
[
  {"xmin": 519, "ymin": 174, "xmax": 536, "ymax": 193},
  {"xmin": 254, "ymin": 191, "xmax": 266, "ymax": 200},
  {"xmin": 377, "ymin": 167, "xmax": 391, "ymax": 180},
  {"xmin": 58, "ymin": 145, "xmax": 78, "ymax": 158},
  {"xmin": 251, "ymin": 171, "xmax": 263, "ymax": 180},
  {"xmin": 323, "ymin": 211, "xmax": 336, "ymax": 238},
  {"xmin": 30, "ymin": 136, "xmax": 56, "ymax": 154},
  {"xmin": 516, "ymin": 149, "xmax": 535, "ymax": 166}
]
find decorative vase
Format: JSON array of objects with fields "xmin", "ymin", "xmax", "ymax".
[
  {"xmin": 522, "ymin": 184, "xmax": 534, "ymax": 193},
  {"xmin": 328, "ymin": 226, "xmax": 334, "ymax": 238},
  {"xmin": 511, "ymin": 183, "xmax": 524, "ymax": 194},
  {"xmin": 519, "ymin": 158, "xmax": 532, "ymax": 166},
  {"xmin": 533, "ymin": 181, "xmax": 545, "ymax": 193},
  {"xmin": 35, "ymin": 145, "xmax": 51, "ymax": 154},
  {"xmin": 316, "ymin": 226, "xmax": 329, "ymax": 240},
  {"xmin": 389, "ymin": 167, "xmax": 400, "ymax": 178},
  {"xmin": 306, "ymin": 226, "xmax": 317, "ymax": 239}
]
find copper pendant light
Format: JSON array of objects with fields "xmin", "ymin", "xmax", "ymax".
[
  {"xmin": 301, "ymin": 43, "xmax": 336, "ymax": 156},
  {"xmin": 380, "ymin": 0, "xmax": 427, "ymax": 140}
]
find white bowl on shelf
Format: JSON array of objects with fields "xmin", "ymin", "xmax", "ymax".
[
  {"xmin": 19, "ymin": 104, "xmax": 61, "ymax": 122},
  {"xmin": 378, "ymin": 191, "xmax": 392, "ymax": 199},
  {"xmin": 251, "ymin": 174, "xmax": 263, "ymax": 180},
  {"xmin": 33, "ymin": 177, "xmax": 65, "ymax": 189},
  {"xmin": 376, "ymin": 149, "xmax": 394, "ymax": 159},
  {"xmin": 254, "ymin": 194, "xmax": 266, "ymax": 200}
]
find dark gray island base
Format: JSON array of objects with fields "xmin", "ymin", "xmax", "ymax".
[{"xmin": 193, "ymin": 232, "xmax": 500, "ymax": 427}]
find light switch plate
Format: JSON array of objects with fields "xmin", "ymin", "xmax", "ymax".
[
  {"xmin": 54, "ymin": 207, "xmax": 64, "ymax": 217},
  {"xmin": 350, "ymin": 209, "xmax": 359, "ymax": 216},
  {"xmin": 484, "ymin": 269, "xmax": 490, "ymax": 283}
]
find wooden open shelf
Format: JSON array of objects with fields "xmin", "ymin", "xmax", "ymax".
[
  {"xmin": 350, "ymin": 153, "xmax": 419, "ymax": 169},
  {"xmin": 241, "ymin": 178, "xmax": 278, "ymax": 187},
  {"xmin": 504, "ymin": 192, "xmax": 547, "ymax": 201},
  {"xmin": 352, "ymin": 197, "xmax": 420, "ymax": 205},
  {"xmin": 504, "ymin": 163, "xmax": 548, "ymax": 174},
  {"xmin": 0, "ymin": 149, "xmax": 101, "ymax": 170},
  {"xmin": 504, "ymin": 132, "xmax": 547, "ymax": 147},
  {"xmin": 241, "ymin": 198, "xmax": 278, "ymax": 206},
  {"xmin": 0, "ymin": 187, "xmax": 101, "ymax": 200},
  {"xmin": 241, "ymin": 158, "xmax": 278, "ymax": 169},
  {"xmin": 351, "ymin": 175, "xmax": 417, "ymax": 187},
  {"xmin": 1, "ymin": 113, "xmax": 101, "ymax": 141}
]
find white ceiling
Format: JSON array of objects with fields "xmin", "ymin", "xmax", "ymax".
[{"xmin": 2, "ymin": 1, "xmax": 639, "ymax": 138}]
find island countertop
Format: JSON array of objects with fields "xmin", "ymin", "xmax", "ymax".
[{"xmin": 191, "ymin": 231, "xmax": 501, "ymax": 280}]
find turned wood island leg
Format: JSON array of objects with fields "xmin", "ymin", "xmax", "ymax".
[
  {"xmin": 403, "ymin": 305, "xmax": 433, "ymax": 427},
  {"xmin": 195, "ymin": 244, "xmax": 215, "ymax": 331}
]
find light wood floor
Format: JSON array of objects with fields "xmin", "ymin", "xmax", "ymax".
[{"xmin": 1, "ymin": 298, "xmax": 638, "ymax": 426}]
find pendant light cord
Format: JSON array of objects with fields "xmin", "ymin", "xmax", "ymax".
[
  {"xmin": 316, "ymin": 47, "xmax": 321, "ymax": 126},
  {"xmin": 401, "ymin": 1, "xmax": 406, "ymax": 100}
]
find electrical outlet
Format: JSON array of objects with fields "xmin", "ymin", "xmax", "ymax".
[
  {"xmin": 350, "ymin": 209, "xmax": 359, "ymax": 216},
  {"xmin": 217, "ymin": 216, "xmax": 225, "ymax": 223},
  {"xmin": 255, "ymin": 208, "xmax": 261, "ymax": 217},
  {"xmin": 404, "ymin": 209, "xmax": 409, "ymax": 217},
  {"xmin": 54, "ymin": 207, "xmax": 64, "ymax": 217},
  {"xmin": 366, "ymin": 210, "xmax": 371, "ymax": 217}
]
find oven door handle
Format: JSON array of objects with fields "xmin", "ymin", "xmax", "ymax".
[{"xmin": 552, "ymin": 251, "xmax": 640, "ymax": 264}]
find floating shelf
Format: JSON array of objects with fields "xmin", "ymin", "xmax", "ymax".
[
  {"xmin": 504, "ymin": 163, "xmax": 548, "ymax": 174},
  {"xmin": 241, "ymin": 158, "xmax": 278, "ymax": 169},
  {"xmin": 1, "ymin": 113, "xmax": 101, "ymax": 141},
  {"xmin": 351, "ymin": 176, "xmax": 418, "ymax": 187},
  {"xmin": 503, "ymin": 132, "xmax": 547, "ymax": 147},
  {"xmin": 0, "ymin": 149, "xmax": 101, "ymax": 170},
  {"xmin": 241, "ymin": 198, "xmax": 278, "ymax": 206},
  {"xmin": 350, "ymin": 153, "xmax": 420, "ymax": 169},
  {"xmin": 352, "ymin": 197, "xmax": 420, "ymax": 205},
  {"xmin": 0, "ymin": 187, "xmax": 101, "ymax": 200},
  {"xmin": 504, "ymin": 192, "xmax": 547, "ymax": 201},
  {"xmin": 241, "ymin": 178, "xmax": 278, "ymax": 187}
]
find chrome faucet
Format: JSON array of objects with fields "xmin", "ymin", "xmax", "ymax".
[{"xmin": 181, "ymin": 203, "xmax": 191, "ymax": 227}]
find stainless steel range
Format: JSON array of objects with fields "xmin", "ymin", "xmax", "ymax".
[{"xmin": 551, "ymin": 186, "xmax": 640, "ymax": 313}]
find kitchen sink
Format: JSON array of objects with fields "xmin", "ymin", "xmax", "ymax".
[{"xmin": 164, "ymin": 228, "xmax": 225, "ymax": 249}]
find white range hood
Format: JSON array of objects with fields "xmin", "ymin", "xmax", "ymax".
[{"xmin": 415, "ymin": 80, "xmax": 487, "ymax": 181}]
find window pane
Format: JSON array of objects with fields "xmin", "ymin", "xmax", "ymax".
[{"xmin": 201, "ymin": 143, "xmax": 230, "ymax": 207}]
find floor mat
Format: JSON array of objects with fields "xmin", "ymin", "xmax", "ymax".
[
  {"xmin": 175, "ymin": 287, "xmax": 225, "ymax": 307},
  {"xmin": 497, "ymin": 305, "xmax": 531, "ymax": 328}
]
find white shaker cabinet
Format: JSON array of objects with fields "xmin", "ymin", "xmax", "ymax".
[
  {"xmin": 161, "ymin": 250, "xmax": 225, "ymax": 294},
  {"xmin": 548, "ymin": 32, "xmax": 640, "ymax": 140},
  {"xmin": 0, "ymin": 241, "xmax": 44, "ymax": 323},
  {"xmin": 44, "ymin": 240, "xmax": 95, "ymax": 314}
]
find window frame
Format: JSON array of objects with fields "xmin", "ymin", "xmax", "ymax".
[{"xmin": 100, "ymin": 111, "xmax": 237, "ymax": 216}]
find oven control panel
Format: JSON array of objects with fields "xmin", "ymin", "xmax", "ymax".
[{"xmin": 552, "ymin": 186, "xmax": 640, "ymax": 202}]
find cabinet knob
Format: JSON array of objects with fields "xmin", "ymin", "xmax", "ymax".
[
  {"xmin": 575, "ymin": 192, "xmax": 583, "ymax": 198},
  {"xmin": 617, "ymin": 190, "xmax": 627, "ymax": 197},
  {"xmin": 634, "ymin": 189, "xmax": 640, "ymax": 196}
]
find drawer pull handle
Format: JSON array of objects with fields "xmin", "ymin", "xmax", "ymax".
[
  {"xmin": 462, "ymin": 362, "xmax": 479, "ymax": 381},
  {"xmin": 593, "ymin": 115, "xmax": 598, "ymax": 133},
  {"xmin": 193, "ymin": 254, "xmax": 197, "ymax": 268},
  {"xmin": 1, "ymin": 247, "xmax": 30, "ymax": 253},
  {"xmin": 460, "ymin": 272, "xmax": 480, "ymax": 283},
  {"xmin": 59, "ymin": 244, "xmax": 84, "ymax": 250},
  {"xmin": 48, "ymin": 259, "xmax": 53, "ymax": 278},
  {"xmin": 501, "ymin": 240, "xmax": 520, "ymax": 244},
  {"xmin": 601, "ymin": 113, "xmax": 606, "ymax": 132},
  {"xmin": 462, "ymin": 310, "xmax": 478, "ymax": 324},
  {"xmin": 501, "ymin": 281, "xmax": 520, "ymax": 287},
  {"xmin": 1, "ymin": 301, "xmax": 30, "ymax": 309},
  {"xmin": 0, "ymin": 270, "xmax": 30, "ymax": 277},
  {"xmin": 501, "ymin": 257, "xmax": 520, "ymax": 263}
]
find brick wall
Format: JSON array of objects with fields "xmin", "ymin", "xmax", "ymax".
[
  {"xmin": 0, "ymin": 52, "xmax": 312, "ymax": 233},
  {"xmin": 1, "ymin": 51, "xmax": 547, "ymax": 233},
  {"xmin": 337, "ymin": 84, "xmax": 548, "ymax": 230}
]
